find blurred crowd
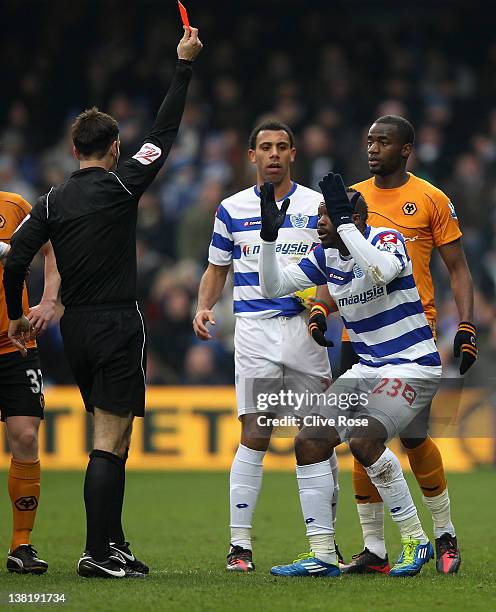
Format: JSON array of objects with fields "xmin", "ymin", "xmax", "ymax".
[{"xmin": 1, "ymin": 0, "xmax": 495, "ymax": 385}]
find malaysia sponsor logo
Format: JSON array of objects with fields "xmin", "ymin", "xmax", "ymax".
[
  {"xmin": 290, "ymin": 213, "xmax": 309, "ymax": 228},
  {"xmin": 132, "ymin": 142, "xmax": 162, "ymax": 165},
  {"xmin": 338, "ymin": 285, "xmax": 385, "ymax": 307},
  {"xmin": 241, "ymin": 242, "xmax": 311, "ymax": 258}
]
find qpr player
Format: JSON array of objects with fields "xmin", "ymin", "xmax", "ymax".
[
  {"xmin": 258, "ymin": 172, "xmax": 442, "ymax": 578},
  {"xmin": 193, "ymin": 121, "xmax": 340, "ymax": 572}
]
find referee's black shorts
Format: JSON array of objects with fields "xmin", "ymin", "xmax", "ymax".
[
  {"xmin": 0, "ymin": 348, "xmax": 45, "ymax": 421},
  {"xmin": 339, "ymin": 340, "xmax": 430, "ymax": 440},
  {"xmin": 60, "ymin": 303, "xmax": 147, "ymax": 417}
]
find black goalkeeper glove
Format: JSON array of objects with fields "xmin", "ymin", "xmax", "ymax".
[
  {"xmin": 453, "ymin": 321, "xmax": 477, "ymax": 375},
  {"xmin": 308, "ymin": 300, "xmax": 334, "ymax": 347},
  {"xmin": 259, "ymin": 182, "xmax": 291, "ymax": 242},
  {"xmin": 318, "ymin": 172, "xmax": 361, "ymax": 228}
]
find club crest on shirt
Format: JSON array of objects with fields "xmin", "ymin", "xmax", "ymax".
[
  {"xmin": 353, "ymin": 264, "xmax": 364, "ymax": 278},
  {"xmin": 290, "ymin": 213, "xmax": 309, "ymax": 228},
  {"xmin": 378, "ymin": 242, "xmax": 397, "ymax": 253},
  {"xmin": 402, "ymin": 202, "xmax": 417, "ymax": 215},
  {"xmin": 132, "ymin": 143, "xmax": 162, "ymax": 165}
]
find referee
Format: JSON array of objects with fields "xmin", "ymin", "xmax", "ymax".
[{"xmin": 3, "ymin": 27, "xmax": 202, "ymax": 578}]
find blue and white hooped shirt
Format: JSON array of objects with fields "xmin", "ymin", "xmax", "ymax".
[
  {"xmin": 296, "ymin": 226, "xmax": 441, "ymax": 368},
  {"xmin": 208, "ymin": 183, "xmax": 321, "ymax": 318}
]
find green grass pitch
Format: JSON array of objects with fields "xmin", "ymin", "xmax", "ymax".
[{"xmin": 0, "ymin": 469, "xmax": 494, "ymax": 611}]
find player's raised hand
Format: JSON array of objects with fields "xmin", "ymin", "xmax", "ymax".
[
  {"xmin": 193, "ymin": 308, "xmax": 216, "ymax": 340},
  {"xmin": 7, "ymin": 315, "xmax": 31, "ymax": 357},
  {"xmin": 177, "ymin": 26, "xmax": 203, "ymax": 61},
  {"xmin": 453, "ymin": 321, "xmax": 478, "ymax": 375},
  {"xmin": 319, "ymin": 173, "xmax": 360, "ymax": 228},
  {"xmin": 259, "ymin": 182, "xmax": 290, "ymax": 242}
]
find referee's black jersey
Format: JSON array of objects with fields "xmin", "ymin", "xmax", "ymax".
[{"xmin": 4, "ymin": 60, "xmax": 193, "ymax": 319}]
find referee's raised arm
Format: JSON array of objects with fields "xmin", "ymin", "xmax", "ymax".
[{"xmin": 117, "ymin": 26, "xmax": 203, "ymax": 196}]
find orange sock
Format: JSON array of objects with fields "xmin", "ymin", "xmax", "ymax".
[
  {"xmin": 352, "ymin": 458, "xmax": 382, "ymax": 503},
  {"xmin": 8, "ymin": 459, "xmax": 41, "ymax": 551},
  {"xmin": 406, "ymin": 437, "xmax": 447, "ymax": 497}
]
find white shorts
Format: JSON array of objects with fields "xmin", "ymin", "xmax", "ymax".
[
  {"xmin": 234, "ymin": 312, "xmax": 332, "ymax": 417},
  {"xmin": 312, "ymin": 361, "xmax": 442, "ymax": 441}
]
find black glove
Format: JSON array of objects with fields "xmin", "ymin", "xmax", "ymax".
[
  {"xmin": 259, "ymin": 182, "xmax": 291, "ymax": 242},
  {"xmin": 308, "ymin": 301, "xmax": 334, "ymax": 347},
  {"xmin": 453, "ymin": 321, "xmax": 477, "ymax": 375},
  {"xmin": 318, "ymin": 172, "xmax": 361, "ymax": 228}
]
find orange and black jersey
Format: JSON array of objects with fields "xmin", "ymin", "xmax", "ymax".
[
  {"xmin": 351, "ymin": 173, "xmax": 461, "ymax": 323},
  {"xmin": 4, "ymin": 60, "xmax": 193, "ymax": 319},
  {"xmin": 0, "ymin": 192, "xmax": 36, "ymax": 355}
]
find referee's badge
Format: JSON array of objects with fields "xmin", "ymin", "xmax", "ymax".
[
  {"xmin": 290, "ymin": 213, "xmax": 309, "ymax": 228},
  {"xmin": 132, "ymin": 143, "xmax": 162, "ymax": 165}
]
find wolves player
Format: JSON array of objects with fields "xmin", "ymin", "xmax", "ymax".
[
  {"xmin": 259, "ymin": 173, "xmax": 441, "ymax": 577},
  {"xmin": 193, "ymin": 121, "xmax": 338, "ymax": 572},
  {"xmin": 310, "ymin": 115, "xmax": 472, "ymax": 573},
  {"xmin": 0, "ymin": 194, "xmax": 59, "ymax": 574}
]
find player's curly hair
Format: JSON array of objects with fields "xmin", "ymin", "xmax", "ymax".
[{"xmin": 71, "ymin": 106, "xmax": 119, "ymax": 159}]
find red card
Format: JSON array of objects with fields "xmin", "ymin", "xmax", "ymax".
[{"xmin": 177, "ymin": 1, "xmax": 191, "ymax": 28}]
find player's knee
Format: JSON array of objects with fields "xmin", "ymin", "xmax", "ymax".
[
  {"xmin": 240, "ymin": 435, "xmax": 271, "ymax": 452},
  {"xmin": 294, "ymin": 430, "xmax": 332, "ymax": 465},
  {"xmin": 240, "ymin": 414, "xmax": 272, "ymax": 451},
  {"xmin": 349, "ymin": 437, "xmax": 384, "ymax": 467},
  {"xmin": 400, "ymin": 436, "xmax": 426, "ymax": 450},
  {"xmin": 11, "ymin": 428, "xmax": 39, "ymax": 458}
]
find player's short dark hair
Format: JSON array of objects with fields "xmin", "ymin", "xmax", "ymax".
[
  {"xmin": 249, "ymin": 120, "xmax": 295, "ymax": 149},
  {"xmin": 373, "ymin": 115, "xmax": 415, "ymax": 146},
  {"xmin": 347, "ymin": 188, "xmax": 368, "ymax": 222},
  {"xmin": 71, "ymin": 106, "xmax": 119, "ymax": 158}
]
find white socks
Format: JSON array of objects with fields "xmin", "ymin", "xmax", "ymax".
[
  {"xmin": 357, "ymin": 502, "xmax": 387, "ymax": 559},
  {"xmin": 230, "ymin": 444, "xmax": 265, "ymax": 550},
  {"xmin": 329, "ymin": 451, "xmax": 339, "ymax": 529},
  {"xmin": 296, "ymin": 461, "xmax": 336, "ymax": 564},
  {"xmin": 365, "ymin": 448, "xmax": 427, "ymax": 543},
  {"xmin": 423, "ymin": 489, "xmax": 455, "ymax": 538}
]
